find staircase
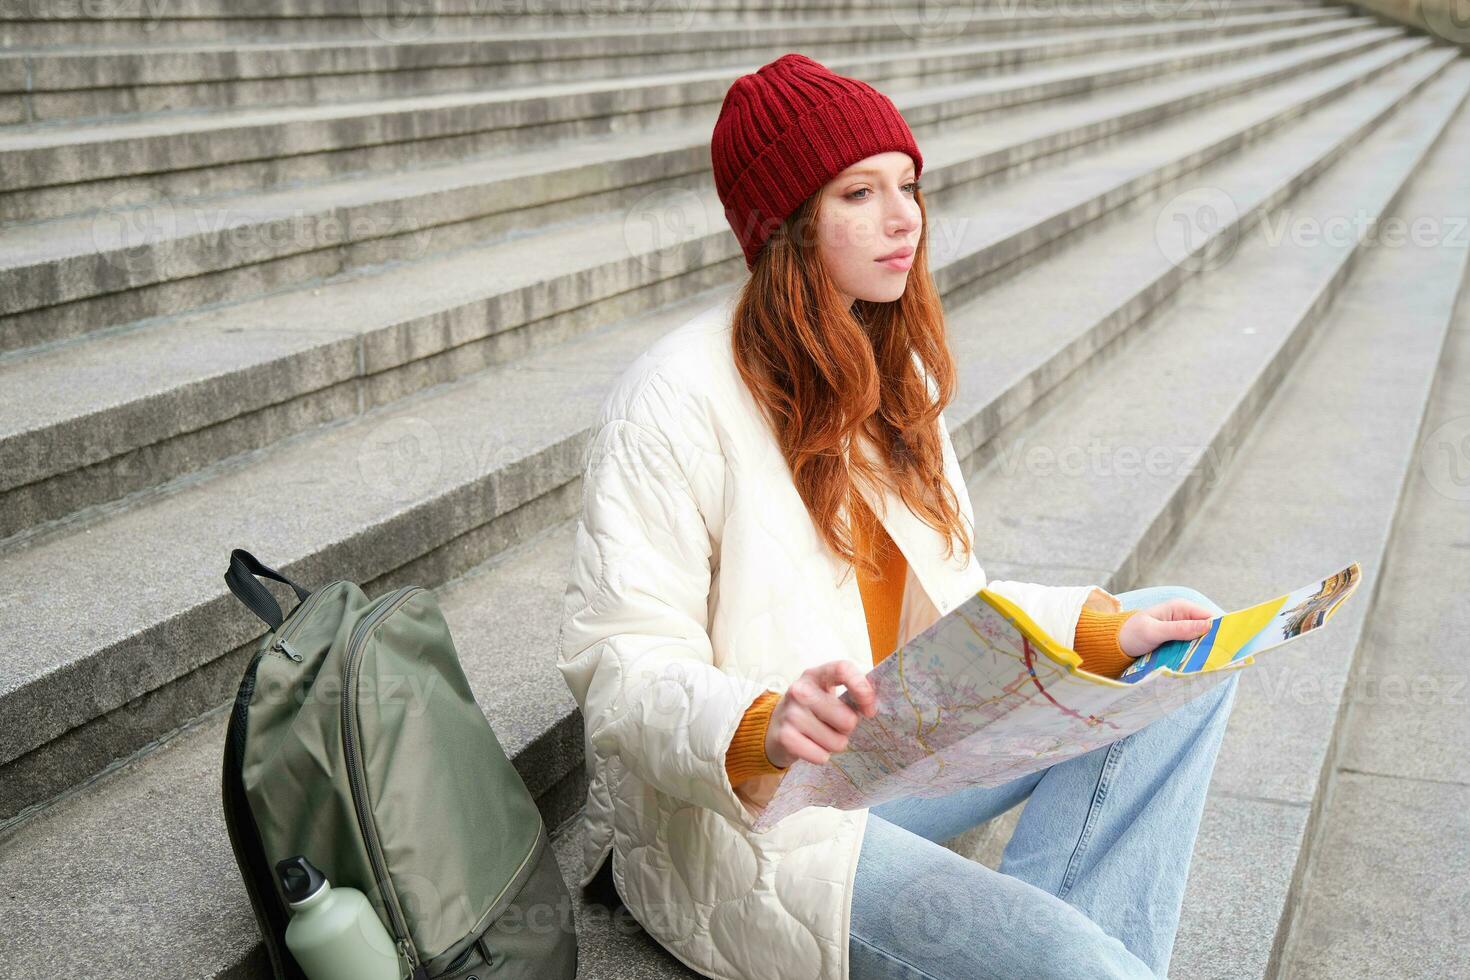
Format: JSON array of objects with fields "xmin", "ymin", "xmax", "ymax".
[{"xmin": 2, "ymin": 1, "xmax": 1467, "ymax": 976}]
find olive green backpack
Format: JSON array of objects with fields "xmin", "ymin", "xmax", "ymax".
[{"xmin": 220, "ymin": 549, "xmax": 579, "ymax": 979}]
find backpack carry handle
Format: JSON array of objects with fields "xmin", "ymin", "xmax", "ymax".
[{"xmin": 224, "ymin": 548, "xmax": 311, "ymax": 630}]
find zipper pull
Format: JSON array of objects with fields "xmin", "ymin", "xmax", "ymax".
[
  {"xmin": 397, "ymin": 937, "xmax": 427, "ymax": 979},
  {"xmin": 271, "ymin": 635, "xmax": 303, "ymax": 662}
]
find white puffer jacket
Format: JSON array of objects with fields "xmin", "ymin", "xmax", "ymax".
[{"xmin": 556, "ymin": 293, "xmax": 1106, "ymax": 980}]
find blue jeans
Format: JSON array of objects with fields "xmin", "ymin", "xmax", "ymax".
[{"xmin": 848, "ymin": 586, "xmax": 1240, "ymax": 980}]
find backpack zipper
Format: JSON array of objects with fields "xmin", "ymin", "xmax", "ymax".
[
  {"xmin": 340, "ymin": 585, "xmax": 428, "ymax": 978},
  {"xmin": 268, "ymin": 582, "xmax": 336, "ymax": 662}
]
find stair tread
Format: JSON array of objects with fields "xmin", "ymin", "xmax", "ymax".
[
  {"xmin": 965, "ymin": 56, "xmax": 1467, "ymax": 588},
  {"xmin": 0, "ymin": 6, "xmax": 1343, "ymax": 154},
  {"xmin": 1161, "ymin": 60, "xmax": 1470, "ymax": 978},
  {"xmin": 0, "ymin": 30, "xmax": 1445, "ymax": 783},
  {"xmin": 0, "ymin": 12, "xmax": 1378, "ymax": 266},
  {"xmin": 0, "ymin": 680, "xmax": 697, "ymax": 978},
  {"xmin": 0, "ymin": 25, "xmax": 1401, "ymax": 484},
  {"xmin": 0, "ymin": 13, "xmax": 1032, "ymax": 58}
]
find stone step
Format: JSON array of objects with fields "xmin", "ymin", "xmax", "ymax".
[
  {"xmin": 0, "ymin": 277, "xmax": 729, "ymax": 834},
  {"xmin": 919, "ymin": 49, "xmax": 1470, "ymax": 978},
  {"xmin": 0, "ymin": 7, "xmax": 1362, "ymax": 224},
  {"xmin": 1273, "ymin": 167, "xmax": 1470, "ymax": 977},
  {"xmin": 1145, "ymin": 63, "xmax": 1470, "ymax": 979},
  {"xmin": 0, "ymin": 25, "xmax": 1411, "ymax": 546},
  {"xmin": 0, "ymin": 0, "xmax": 1316, "ymax": 47},
  {"xmin": 0, "ymin": 2, "xmax": 1301, "ymax": 125},
  {"xmin": 952, "ymin": 51, "xmax": 1470, "ymax": 597},
  {"xmin": 3, "ymin": 48, "xmax": 1463, "ymax": 978},
  {"xmin": 0, "ymin": 11, "xmax": 1450, "ymax": 846},
  {"xmin": 0, "ymin": 22, "xmax": 1446, "ymax": 828},
  {"xmin": 0, "ymin": 24, "xmax": 1440, "ymax": 805}
]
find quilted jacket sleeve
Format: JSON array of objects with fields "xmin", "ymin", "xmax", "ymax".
[
  {"xmin": 556, "ymin": 416, "xmax": 773, "ymax": 830},
  {"xmin": 981, "ymin": 580, "xmax": 1119, "ymax": 652}
]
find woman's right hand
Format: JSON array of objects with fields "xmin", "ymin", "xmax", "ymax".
[{"xmin": 764, "ymin": 660, "xmax": 878, "ymax": 769}]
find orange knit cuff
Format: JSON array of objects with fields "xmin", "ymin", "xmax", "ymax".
[
  {"xmin": 1073, "ymin": 607, "xmax": 1141, "ymax": 679},
  {"xmin": 725, "ymin": 689, "xmax": 789, "ymax": 784}
]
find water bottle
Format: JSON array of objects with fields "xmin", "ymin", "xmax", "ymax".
[{"xmin": 277, "ymin": 855, "xmax": 404, "ymax": 980}]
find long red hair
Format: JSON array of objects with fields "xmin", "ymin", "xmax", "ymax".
[{"xmin": 730, "ymin": 186, "xmax": 973, "ymax": 583}]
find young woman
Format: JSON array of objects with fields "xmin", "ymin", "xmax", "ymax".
[{"xmin": 557, "ymin": 53, "xmax": 1239, "ymax": 980}]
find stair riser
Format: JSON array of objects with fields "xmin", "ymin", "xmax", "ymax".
[
  {"xmin": 11, "ymin": 9, "xmax": 1287, "ymax": 123},
  {"xmin": 931, "ymin": 29, "xmax": 1408, "ymax": 300},
  {"xmin": 954, "ymin": 49, "xmax": 1458, "ymax": 591},
  {"xmin": 0, "ymin": 28, "xmax": 1405, "ymax": 557},
  {"xmin": 1268, "ymin": 102, "xmax": 1470, "ymax": 980},
  {"xmin": 1, "ymin": 35, "xmax": 1431, "ymax": 833},
  {"xmin": 2, "ymin": 146, "xmax": 715, "ymax": 342},
  {"xmin": 0, "ymin": 9, "xmax": 1354, "ymax": 221},
  {"xmin": 0, "ymin": 0, "xmax": 1310, "ymax": 47},
  {"xmin": 0, "ymin": 441, "xmax": 588, "ymax": 829},
  {"xmin": 0, "ymin": 244, "xmax": 740, "ymax": 545}
]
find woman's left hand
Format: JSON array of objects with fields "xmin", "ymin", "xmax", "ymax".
[{"xmin": 1118, "ymin": 599, "xmax": 1216, "ymax": 659}]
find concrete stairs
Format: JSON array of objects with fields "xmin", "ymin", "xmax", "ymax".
[{"xmin": 1, "ymin": 1, "xmax": 1466, "ymax": 977}]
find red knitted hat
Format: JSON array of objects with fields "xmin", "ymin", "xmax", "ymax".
[{"xmin": 711, "ymin": 53, "xmax": 924, "ymax": 271}]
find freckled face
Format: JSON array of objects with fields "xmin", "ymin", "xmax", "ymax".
[{"xmin": 813, "ymin": 151, "xmax": 923, "ymax": 309}]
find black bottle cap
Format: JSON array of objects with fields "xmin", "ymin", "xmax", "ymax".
[{"xmin": 276, "ymin": 855, "xmax": 328, "ymax": 904}]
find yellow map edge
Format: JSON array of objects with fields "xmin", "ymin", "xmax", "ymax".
[{"xmin": 977, "ymin": 588, "xmax": 1258, "ymax": 688}]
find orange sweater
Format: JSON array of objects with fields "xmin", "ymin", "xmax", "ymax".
[{"xmin": 724, "ymin": 497, "xmax": 1139, "ymax": 783}]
